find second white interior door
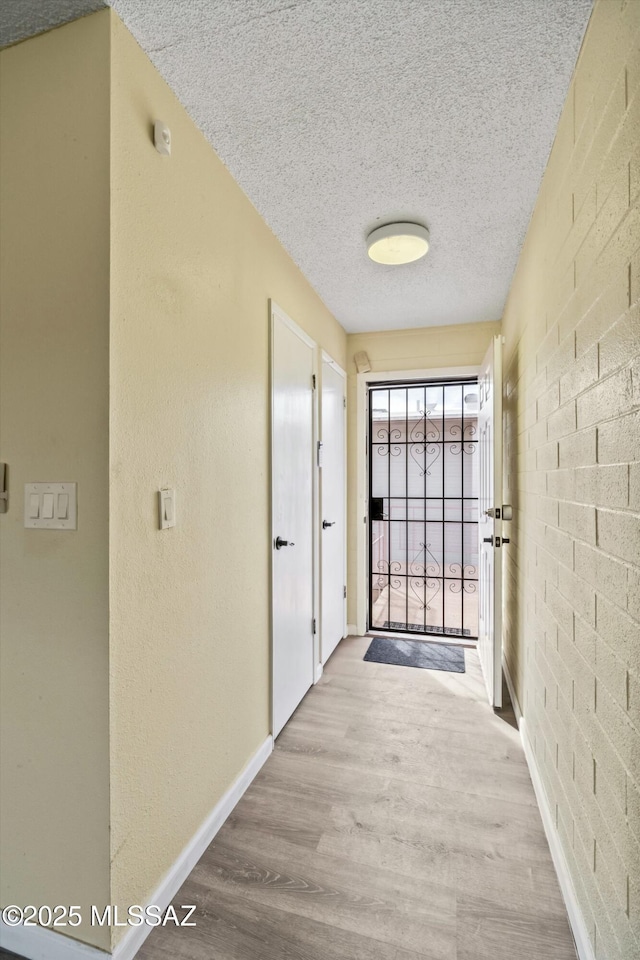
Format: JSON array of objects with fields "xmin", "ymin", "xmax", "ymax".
[{"xmin": 320, "ymin": 356, "xmax": 346, "ymax": 664}]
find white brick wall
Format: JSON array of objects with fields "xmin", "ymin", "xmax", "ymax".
[{"xmin": 502, "ymin": 2, "xmax": 640, "ymax": 958}]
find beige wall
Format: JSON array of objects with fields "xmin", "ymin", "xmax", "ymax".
[
  {"xmin": 1, "ymin": 9, "xmax": 345, "ymax": 951},
  {"xmin": 501, "ymin": 1, "xmax": 640, "ymax": 957},
  {"xmin": 345, "ymin": 321, "xmax": 500, "ymax": 626},
  {"xmin": 0, "ymin": 13, "xmax": 112, "ymax": 951},
  {"xmin": 108, "ymin": 12, "xmax": 345, "ymax": 943}
]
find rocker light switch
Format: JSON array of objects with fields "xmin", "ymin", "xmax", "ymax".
[
  {"xmin": 158, "ymin": 488, "xmax": 176, "ymax": 530},
  {"xmin": 24, "ymin": 483, "xmax": 77, "ymax": 529}
]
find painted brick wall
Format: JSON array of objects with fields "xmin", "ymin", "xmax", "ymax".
[{"xmin": 501, "ymin": 3, "xmax": 640, "ymax": 958}]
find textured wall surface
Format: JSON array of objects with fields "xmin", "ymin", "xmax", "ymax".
[
  {"xmin": 109, "ymin": 11, "xmax": 345, "ymax": 944},
  {"xmin": 0, "ymin": 13, "xmax": 111, "ymax": 950},
  {"xmin": 501, "ymin": 2, "xmax": 640, "ymax": 957},
  {"xmin": 0, "ymin": 0, "xmax": 105, "ymax": 45},
  {"xmin": 345, "ymin": 321, "xmax": 500, "ymax": 627}
]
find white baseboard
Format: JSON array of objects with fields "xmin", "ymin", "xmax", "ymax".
[
  {"xmin": 0, "ymin": 735, "xmax": 273, "ymax": 960},
  {"xmin": 502, "ymin": 654, "xmax": 523, "ymax": 723},
  {"xmin": 346, "ymin": 623, "xmax": 358, "ymax": 636},
  {"xmin": 0, "ymin": 923, "xmax": 108, "ymax": 960},
  {"xmin": 502, "ymin": 657, "xmax": 594, "ymax": 960},
  {"xmin": 314, "ymin": 662, "xmax": 323, "ymax": 683}
]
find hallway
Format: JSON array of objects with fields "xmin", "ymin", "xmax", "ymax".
[{"xmin": 139, "ymin": 637, "xmax": 576, "ymax": 960}]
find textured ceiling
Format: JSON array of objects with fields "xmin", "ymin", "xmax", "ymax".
[{"xmin": 1, "ymin": 0, "xmax": 592, "ymax": 333}]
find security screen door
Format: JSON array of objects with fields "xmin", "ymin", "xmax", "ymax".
[{"xmin": 369, "ymin": 379, "xmax": 480, "ymax": 640}]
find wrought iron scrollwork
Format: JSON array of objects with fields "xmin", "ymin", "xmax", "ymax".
[
  {"xmin": 377, "ymin": 444, "xmax": 402, "ymax": 457},
  {"xmin": 409, "ymin": 441, "xmax": 440, "ymax": 476}
]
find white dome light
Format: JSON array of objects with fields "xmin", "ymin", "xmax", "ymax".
[{"xmin": 366, "ymin": 222, "xmax": 430, "ymax": 265}]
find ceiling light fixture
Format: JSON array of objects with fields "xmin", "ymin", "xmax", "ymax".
[{"xmin": 366, "ymin": 222, "xmax": 430, "ymax": 265}]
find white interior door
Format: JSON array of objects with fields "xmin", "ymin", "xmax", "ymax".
[
  {"xmin": 320, "ymin": 355, "xmax": 346, "ymax": 664},
  {"xmin": 271, "ymin": 304, "xmax": 315, "ymax": 737},
  {"xmin": 478, "ymin": 335, "xmax": 503, "ymax": 708}
]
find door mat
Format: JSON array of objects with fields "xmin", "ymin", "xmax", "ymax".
[
  {"xmin": 384, "ymin": 620, "xmax": 471, "ymax": 637},
  {"xmin": 364, "ymin": 636, "xmax": 465, "ymax": 673}
]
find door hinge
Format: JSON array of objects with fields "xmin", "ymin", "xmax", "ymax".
[
  {"xmin": 343, "ymin": 396, "xmax": 346, "ymax": 408},
  {"xmin": 343, "ymin": 585, "xmax": 347, "ymax": 599},
  {"xmin": 317, "ymin": 440, "xmax": 323, "ymax": 467},
  {"xmin": 0, "ymin": 462, "xmax": 7, "ymax": 514},
  {"xmin": 312, "ymin": 618, "xmax": 317, "ymax": 634},
  {"xmin": 312, "ymin": 374, "xmax": 316, "ymax": 389}
]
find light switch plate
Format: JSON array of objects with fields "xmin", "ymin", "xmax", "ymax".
[
  {"xmin": 158, "ymin": 488, "xmax": 176, "ymax": 529},
  {"xmin": 24, "ymin": 482, "xmax": 77, "ymax": 529}
]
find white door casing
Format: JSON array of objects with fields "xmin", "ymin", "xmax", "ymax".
[
  {"xmin": 271, "ymin": 303, "xmax": 316, "ymax": 737},
  {"xmin": 320, "ymin": 354, "xmax": 346, "ymax": 664},
  {"xmin": 478, "ymin": 335, "xmax": 503, "ymax": 708}
]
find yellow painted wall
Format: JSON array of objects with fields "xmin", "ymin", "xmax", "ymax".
[
  {"xmin": 0, "ymin": 9, "xmax": 345, "ymax": 951},
  {"xmin": 345, "ymin": 321, "xmax": 500, "ymax": 626},
  {"xmin": 0, "ymin": 13, "xmax": 112, "ymax": 951},
  {"xmin": 501, "ymin": 1, "xmax": 640, "ymax": 956},
  {"xmin": 108, "ymin": 12, "xmax": 346, "ymax": 940}
]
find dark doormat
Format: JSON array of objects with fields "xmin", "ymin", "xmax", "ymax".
[{"xmin": 364, "ymin": 636, "xmax": 466, "ymax": 673}]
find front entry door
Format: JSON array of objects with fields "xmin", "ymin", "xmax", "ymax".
[
  {"xmin": 271, "ymin": 303, "xmax": 315, "ymax": 737},
  {"xmin": 478, "ymin": 335, "xmax": 503, "ymax": 708},
  {"xmin": 320, "ymin": 355, "xmax": 346, "ymax": 664}
]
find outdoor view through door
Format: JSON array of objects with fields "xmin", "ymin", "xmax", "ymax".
[{"xmin": 369, "ymin": 379, "xmax": 479, "ymax": 639}]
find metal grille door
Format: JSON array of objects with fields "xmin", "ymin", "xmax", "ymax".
[{"xmin": 369, "ymin": 379, "xmax": 479, "ymax": 639}]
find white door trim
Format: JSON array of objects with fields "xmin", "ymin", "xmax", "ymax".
[
  {"xmin": 320, "ymin": 351, "xmax": 347, "ymax": 660},
  {"xmin": 269, "ymin": 300, "xmax": 319, "ymax": 732},
  {"xmin": 355, "ymin": 365, "xmax": 480, "ymax": 637},
  {"xmin": 271, "ymin": 300, "xmax": 316, "ymax": 349}
]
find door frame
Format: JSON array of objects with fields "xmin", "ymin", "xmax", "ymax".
[
  {"xmin": 320, "ymin": 350, "xmax": 347, "ymax": 668},
  {"xmin": 354, "ymin": 365, "xmax": 479, "ymax": 637},
  {"xmin": 269, "ymin": 300, "xmax": 320, "ymax": 736}
]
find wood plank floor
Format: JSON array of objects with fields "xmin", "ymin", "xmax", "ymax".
[
  {"xmin": 137, "ymin": 635, "xmax": 576, "ymax": 960},
  {"xmin": 0, "ymin": 636, "xmax": 576, "ymax": 960}
]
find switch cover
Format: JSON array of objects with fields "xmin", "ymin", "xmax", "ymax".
[
  {"xmin": 158, "ymin": 488, "xmax": 176, "ymax": 530},
  {"xmin": 24, "ymin": 483, "xmax": 77, "ymax": 529}
]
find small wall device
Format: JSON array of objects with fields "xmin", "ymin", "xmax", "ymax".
[{"xmin": 154, "ymin": 121, "xmax": 171, "ymax": 157}]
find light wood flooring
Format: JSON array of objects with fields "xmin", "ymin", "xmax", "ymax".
[
  {"xmin": 136, "ymin": 635, "xmax": 576, "ymax": 960},
  {"xmin": 0, "ymin": 637, "xmax": 576, "ymax": 960}
]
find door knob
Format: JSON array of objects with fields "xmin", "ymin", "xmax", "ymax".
[
  {"xmin": 275, "ymin": 536, "xmax": 295, "ymax": 549},
  {"xmin": 322, "ymin": 520, "xmax": 335, "ymax": 529},
  {"xmin": 483, "ymin": 536, "xmax": 493, "ymax": 545}
]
